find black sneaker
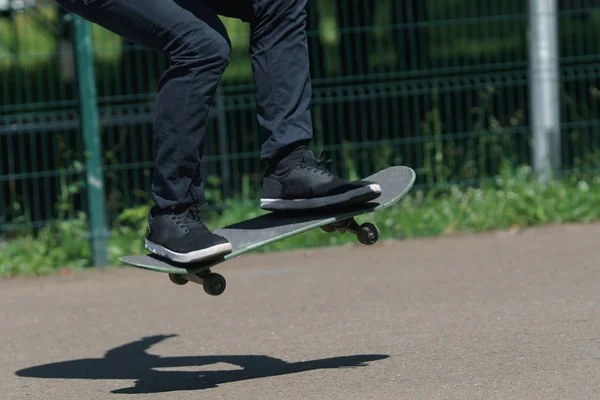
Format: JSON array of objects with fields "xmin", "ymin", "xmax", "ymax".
[
  {"xmin": 260, "ymin": 150, "xmax": 381, "ymax": 211},
  {"xmin": 145, "ymin": 204, "xmax": 232, "ymax": 264}
]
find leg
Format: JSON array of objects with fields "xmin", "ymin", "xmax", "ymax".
[
  {"xmin": 202, "ymin": 0, "xmax": 382, "ymax": 211},
  {"xmin": 215, "ymin": 0, "xmax": 383, "ymax": 211},
  {"xmin": 57, "ymin": 0, "xmax": 233, "ymax": 262},
  {"xmin": 249, "ymin": 0, "xmax": 314, "ymax": 160},
  {"xmin": 200, "ymin": 0, "xmax": 313, "ymax": 159},
  {"xmin": 57, "ymin": 0, "xmax": 227, "ymax": 208}
]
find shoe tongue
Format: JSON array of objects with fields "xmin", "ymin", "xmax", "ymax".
[{"xmin": 303, "ymin": 150, "xmax": 316, "ymax": 163}]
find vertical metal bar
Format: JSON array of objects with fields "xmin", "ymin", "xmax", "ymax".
[
  {"xmin": 73, "ymin": 16, "xmax": 109, "ymax": 266},
  {"xmin": 215, "ymin": 85, "xmax": 231, "ymax": 199},
  {"xmin": 528, "ymin": 0, "xmax": 561, "ymax": 182}
]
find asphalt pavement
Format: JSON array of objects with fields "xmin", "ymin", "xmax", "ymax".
[{"xmin": 2, "ymin": 223, "xmax": 600, "ymax": 399}]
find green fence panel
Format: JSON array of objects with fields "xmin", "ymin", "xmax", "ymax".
[
  {"xmin": 1, "ymin": 1, "xmax": 600, "ymax": 264},
  {"xmin": 0, "ymin": 4, "xmax": 85, "ymax": 234}
]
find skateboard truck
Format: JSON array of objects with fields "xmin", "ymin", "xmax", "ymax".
[
  {"xmin": 320, "ymin": 217, "xmax": 379, "ymax": 245},
  {"xmin": 168, "ymin": 269, "xmax": 226, "ymax": 296}
]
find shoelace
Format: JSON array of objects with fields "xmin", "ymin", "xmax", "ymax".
[
  {"xmin": 302, "ymin": 150, "xmax": 333, "ymax": 176},
  {"xmin": 168, "ymin": 203, "xmax": 204, "ymax": 232},
  {"xmin": 186, "ymin": 203, "xmax": 203, "ymax": 221}
]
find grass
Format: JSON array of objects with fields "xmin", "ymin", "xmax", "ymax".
[{"xmin": 2, "ymin": 164, "xmax": 600, "ymax": 278}]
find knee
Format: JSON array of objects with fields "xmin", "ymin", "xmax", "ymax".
[
  {"xmin": 176, "ymin": 26, "xmax": 231, "ymax": 69},
  {"xmin": 204, "ymin": 33, "xmax": 232, "ymax": 68}
]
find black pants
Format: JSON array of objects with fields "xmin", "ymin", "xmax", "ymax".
[{"xmin": 56, "ymin": 0, "xmax": 313, "ymax": 208}]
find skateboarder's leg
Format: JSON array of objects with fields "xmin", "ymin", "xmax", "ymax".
[
  {"xmin": 56, "ymin": 0, "xmax": 232, "ymax": 262},
  {"xmin": 57, "ymin": 0, "xmax": 228, "ymax": 208},
  {"xmin": 199, "ymin": 0, "xmax": 313, "ymax": 158},
  {"xmin": 206, "ymin": 0, "xmax": 383, "ymax": 210}
]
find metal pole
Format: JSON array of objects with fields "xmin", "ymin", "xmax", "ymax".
[
  {"xmin": 528, "ymin": 0, "xmax": 561, "ymax": 182},
  {"xmin": 73, "ymin": 16, "xmax": 109, "ymax": 266}
]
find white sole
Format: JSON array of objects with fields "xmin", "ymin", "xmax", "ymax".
[
  {"xmin": 260, "ymin": 183, "xmax": 382, "ymax": 211},
  {"xmin": 145, "ymin": 239, "xmax": 233, "ymax": 264}
]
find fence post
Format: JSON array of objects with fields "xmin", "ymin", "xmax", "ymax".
[
  {"xmin": 73, "ymin": 16, "xmax": 109, "ymax": 266},
  {"xmin": 528, "ymin": 0, "xmax": 561, "ymax": 182}
]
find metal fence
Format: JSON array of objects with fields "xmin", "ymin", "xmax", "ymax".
[{"xmin": 1, "ymin": 0, "xmax": 600, "ymax": 264}]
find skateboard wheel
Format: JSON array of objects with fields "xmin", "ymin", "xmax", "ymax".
[
  {"xmin": 203, "ymin": 273, "xmax": 226, "ymax": 296},
  {"xmin": 169, "ymin": 273, "xmax": 188, "ymax": 285},
  {"xmin": 357, "ymin": 223, "xmax": 379, "ymax": 245}
]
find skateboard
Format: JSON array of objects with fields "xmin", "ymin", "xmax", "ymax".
[{"xmin": 120, "ymin": 166, "xmax": 415, "ymax": 296}]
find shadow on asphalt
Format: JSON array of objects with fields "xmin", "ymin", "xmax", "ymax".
[{"xmin": 15, "ymin": 334, "xmax": 389, "ymax": 394}]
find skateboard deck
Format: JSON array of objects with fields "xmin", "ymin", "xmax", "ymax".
[{"xmin": 120, "ymin": 165, "xmax": 415, "ymax": 295}]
